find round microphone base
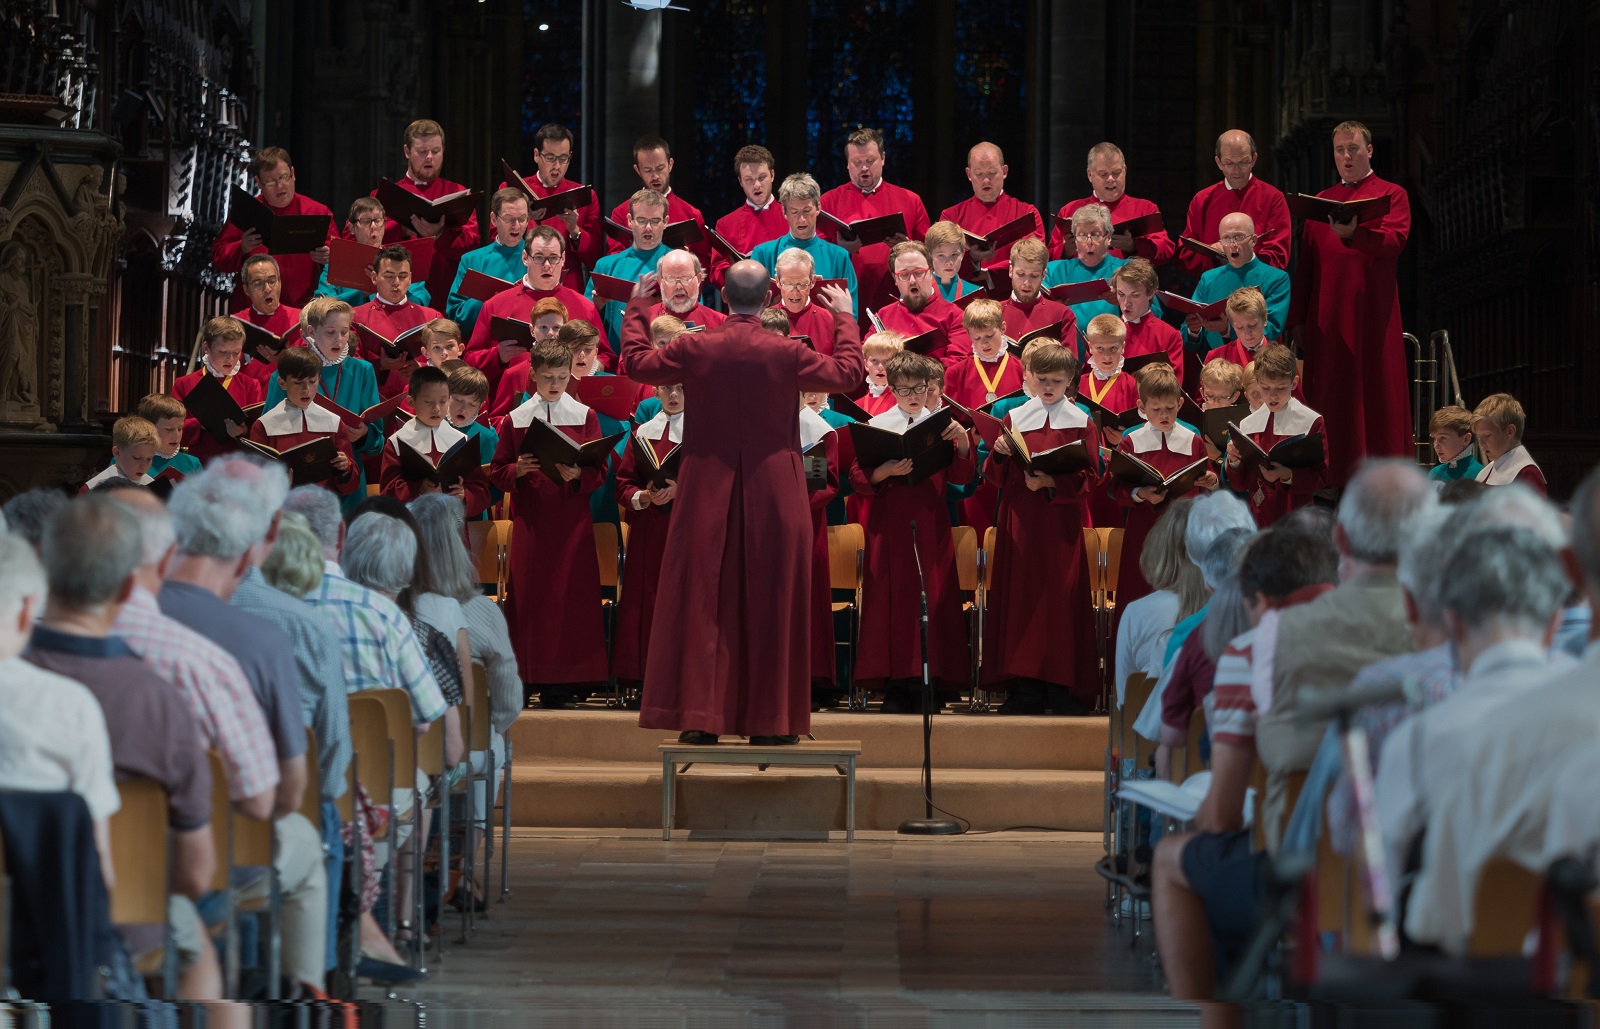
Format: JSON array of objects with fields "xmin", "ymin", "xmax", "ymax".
[{"xmin": 897, "ymin": 818, "xmax": 964, "ymax": 836}]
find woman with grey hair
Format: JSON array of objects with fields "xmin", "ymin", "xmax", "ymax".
[{"xmin": 261, "ymin": 511, "xmax": 324, "ymax": 599}]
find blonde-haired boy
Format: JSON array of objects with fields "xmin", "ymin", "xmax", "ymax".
[
  {"xmin": 924, "ymin": 220, "xmax": 982, "ymax": 303},
  {"xmin": 946, "ymin": 298, "xmax": 1024, "ymax": 408},
  {"xmin": 859, "ymin": 331, "xmax": 905, "ymax": 416},
  {"xmin": 83, "ymin": 416, "xmax": 160, "ymax": 491},
  {"xmin": 1224, "ymin": 343, "xmax": 1327, "ymax": 525},
  {"xmin": 1000, "ymin": 236, "xmax": 1075, "ymax": 343},
  {"xmin": 1472, "ymin": 393, "xmax": 1545, "ymax": 494}
]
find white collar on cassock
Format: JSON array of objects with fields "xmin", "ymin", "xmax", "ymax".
[
  {"xmin": 1477, "ymin": 445, "xmax": 1538, "ymax": 486},
  {"xmin": 866, "ymin": 380, "xmax": 888, "ymax": 398},
  {"xmin": 1241, "ymin": 396, "xmax": 1317, "ymax": 436},
  {"xmin": 869, "ymin": 405, "xmax": 935, "ymax": 434},
  {"xmin": 1090, "ymin": 359, "xmax": 1125, "ymax": 381},
  {"xmin": 747, "ymin": 198, "xmax": 774, "ymax": 213},
  {"xmin": 1010, "ymin": 395, "xmax": 1089, "ymax": 433},
  {"xmin": 374, "ymin": 293, "xmax": 408, "ymax": 307},
  {"xmin": 799, "ymin": 406, "xmax": 834, "ymax": 450},
  {"xmin": 391, "ymin": 415, "xmax": 467, "ymax": 455},
  {"xmin": 202, "ymin": 354, "xmax": 238, "ymax": 379},
  {"xmin": 260, "ymin": 399, "xmax": 342, "ymax": 437},
  {"xmin": 86, "ymin": 464, "xmax": 154, "ymax": 488},
  {"xmin": 510, "ymin": 391, "xmax": 590, "ymax": 429},
  {"xmin": 636, "ymin": 410, "xmax": 684, "ymax": 444},
  {"xmin": 1226, "ymin": 174, "xmax": 1254, "ymax": 192},
  {"xmin": 1127, "ymin": 421, "xmax": 1198, "ymax": 455}
]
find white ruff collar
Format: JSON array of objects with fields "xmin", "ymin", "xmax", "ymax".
[
  {"xmin": 510, "ymin": 391, "xmax": 590, "ymax": 429},
  {"xmin": 799, "ymin": 406, "xmax": 834, "ymax": 450},
  {"xmin": 1091, "ymin": 359, "xmax": 1125, "ymax": 381},
  {"xmin": 391, "ymin": 416, "xmax": 467, "ymax": 455},
  {"xmin": 636, "ymin": 410, "xmax": 684, "ymax": 444},
  {"xmin": 1127, "ymin": 421, "xmax": 1198, "ymax": 455},
  {"xmin": 202, "ymin": 355, "xmax": 241, "ymax": 379},
  {"xmin": 85, "ymin": 464, "xmax": 154, "ymax": 488},
  {"xmin": 866, "ymin": 381, "xmax": 888, "ymax": 398},
  {"xmin": 868, "ymin": 406, "xmax": 935, "ymax": 433},
  {"xmin": 260, "ymin": 399, "xmax": 342, "ymax": 437},
  {"xmin": 1010, "ymin": 395, "xmax": 1089, "ymax": 433},
  {"xmin": 1241, "ymin": 397, "xmax": 1317, "ymax": 436},
  {"xmin": 1477, "ymin": 446, "xmax": 1538, "ymax": 486}
]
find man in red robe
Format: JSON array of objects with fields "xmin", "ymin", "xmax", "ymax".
[
  {"xmin": 1288, "ymin": 119, "xmax": 1413, "ymax": 486},
  {"xmin": 1047, "ymin": 142, "xmax": 1174, "ymax": 265},
  {"xmin": 940, "ymin": 142, "xmax": 1045, "ymax": 284},
  {"xmin": 513, "ymin": 123, "xmax": 604, "ymax": 293},
  {"xmin": 818, "ymin": 127, "xmax": 931, "ymax": 328},
  {"xmin": 212, "ymin": 146, "xmax": 333, "ymax": 308},
  {"xmin": 619, "ymin": 264, "xmax": 863, "ymax": 745},
  {"xmin": 770, "ymin": 248, "xmax": 842, "ymax": 354},
  {"xmin": 465, "ymin": 227, "xmax": 604, "ymax": 391},
  {"xmin": 373, "ymin": 119, "xmax": 481, "ymax": 311},
  {"xmin": 876, "ymin": 241, "xmax": 973, "ymax": 368},
  {"xmin": 605, "ymin": 135, "xmax": 713, "ymax": 272},
  {"xmin": 649, "ymin": 250, "xmax": 726, "ymax": 331},
  {"xmin": 232, "ymin": 253, "xmax": 301, "ymax": 386},
  {"xmin": 351, "ymin": 245, "xmax": 442, "ymax": 400},
  {"xmin": 999, "ymin": 238, "xmax": 1074, "ymax": 342},
  {"xmin": 709, "ymin": 144, "xmax": 788, "ymax": 288},
  {"xmin": 1176, "ymin": 129, "xmax": 1291, "ymax": 278}
]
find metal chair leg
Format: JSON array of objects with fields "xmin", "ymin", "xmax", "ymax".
[{"xmin": 500, "ymin": 737, "xmax": 513, "ymax": 900}]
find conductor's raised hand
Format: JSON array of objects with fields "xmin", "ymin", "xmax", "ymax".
[
  {"xmin": 632, "ymin": 272, "xmax": 660, "ymax": 299},
  {"xmin": 818, "ymin": 282, "xmax": 853, "ymax": 315}
]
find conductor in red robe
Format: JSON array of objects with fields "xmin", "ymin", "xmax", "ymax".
[
  {"xmin": 619, "ymin": 264, "xmax": 864, "ymax": 745},
  {"xmin": 940, "ymin": 142, "xmax": 1045, "ymax": 284},
  {"xmin": 818, "ymin": 127, "xmax": 932, "ymax": 327},
  {"xmin": 373, "ymin": 119, "xmax": 481, "ymax": 312},
  {"xmin": 1288, "ymin": 119, "xmax": 1413, "ymax": 485},
  {"xmin": 1047, "ymin": 142, "xmax": 1174, "ymax": 265},
  {"xmin": 1175, "ymin": 129, "xmax": 1291, "ymax": 278}
]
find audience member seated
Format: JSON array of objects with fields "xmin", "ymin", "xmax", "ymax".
[
  {"xmin": 1113, "ymin": 497, "xmax": 1205, "ymax": 707},
  {"xmin": 2, "ymin": 487, "xmax": 68, "ymax": 551},
  {"xmin": 23, "ymin": 497, "xmax": 221, "ymax": 999},
  {"xmin": 1150, "ymin": 459, "xmax": 1436, "ymax": 1005}
]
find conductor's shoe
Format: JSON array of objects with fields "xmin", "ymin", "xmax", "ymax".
[
  {"xmin": 750, "ymin": 735, "xmax": 799, "ymax": 746},
  {"xmin": 678, "ymin": 730, "xmax": 719, "ymax": 745}
]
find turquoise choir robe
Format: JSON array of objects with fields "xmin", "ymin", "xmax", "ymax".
[
  {"xmin": 749, "ymin": 234, "xmax": 859, "ymax": 317},
  {"xmin": 587, "ymin": 244, "xmax": 667, "ymax": 356},
  {"xmin": 1185, "ymin": 256, "xmax": 1291, "ymax": 354},
  {"xmin": 446, "ymin": 240, "xmax": 527, "ymax": 339}
]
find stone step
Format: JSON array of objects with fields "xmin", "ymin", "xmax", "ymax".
[
  {"xmin": 507, "ymin": 761, "xmax": 1106, "ymax": 834},
  {"xmin": 507, "ymin": 708, "xmax": 1110, "ymax": 771}
]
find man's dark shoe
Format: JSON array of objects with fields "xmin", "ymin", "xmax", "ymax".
[
  {"xmin": 750, "ymin": 735, "xmax": 799, "ymax": 745},
  {"xmin": 678, "ymin": 730, "xmax": 719, "ymax": 745},
  {"xmin": 539, "ymin": 688, "xmax": 573, "ymax": 709},
  {"xmin": 357, "ymin": 956, "xmax": 425, "ymax": 984}
]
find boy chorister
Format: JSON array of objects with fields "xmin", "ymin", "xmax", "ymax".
[
  {"xmin": 857, "ymin": 331, "xmax": 904, "ymax": 417},
  {"xmin": 982, "ymin": 342, "xmax": 1101, "ymax": 714},
  {"xmin": 612, "ymin": 379, "xmax": 685, "ymax": 690},
  {"xmin": 1206, "ymin": 286, "xmax": 1273, "ymax": 368},
  {"xmin": 1241, "ymin": 361, "xmax": 1264, "ymax": 412},
  {"xmin": 924, "ymin": 220, "xmax": 983, "ymax": 303},
  {"xmin": 82, "ymin": 416, "xmax": 159, "ymax": 491},
  {"xmin": 1225, "ymin": 343, "xmax": 1328, "ymax": 525},
  {"xmin": 488, "ymin": 339, "xmax": 609, "ymax": 707},
  {"xmin": 422, "ymin": 318, "xmax": 465, "ymax": 367},
  {"xmin": 1079, "ymin": 313, "xmax": 1140, "ymax": 445},
  {"xmin": 1105, "ymin": 365, "xmax": 1215, "ymax": 611},
  {"xmin": 172, "ymin": 315, "xmax": 265, "ymax": 463},
  {"xmin": 1198, "ymin": 357, "xmax": 1246, "ymax": 469},
  {"xmin": 249, "ymin": 345, "xmax": 359, "ymax": 496},
  {"xmin": 850, "ymin": 352, "xmax": 975, "ymax": 714},
  {"xmin": 1110, "ymin": 258, "xmax": 1185, "ymax": 382},
  {"xmin": 945, "ymin": 299, "xmax": 1024, "ymax": 410},
  {"xmin": 487, "ymin": 297, "xmax": 569, "ymax": 422},
  {"xmin": 800, "ymin": 394, "xmax": 843, "ymax": 707},
  {"xmin": 133, "ymin": 393, "xmax": 202, "ymax": 479},
  {"xmin": 1426, "ymin": 405, "xmax": 1484, "ymax": 483},
  {"xmin": 1471, "ymin": 392, "xmax": 1546, "ymax": 495},
  {"xmin": 447, "ymin": 364, "xmax": 502, "ymax": 519},
  {"xmin": 380, "ymin": 365, "xmax": 492, "ymax": 516}
]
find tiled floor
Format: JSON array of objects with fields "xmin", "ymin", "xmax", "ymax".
[{"xmin": 384, "ymin": 829, "xmax": 1200, "ymax": 1025}]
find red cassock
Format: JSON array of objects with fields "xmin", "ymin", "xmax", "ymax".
[
  {"xmin": 375, "ymin": 176, "xmax": 482, "ymax": 307},
  {"xmin": 1477, "ymin": 447, "xmax": 1548, "ymax": 496},
  {"xmin": 1176, "ymin": 177, "xmax": 1292, "ymax": 278},
  {"xmin": 172, "ymin": 368, "xmax": 264, "ymax": 464},
  {"xmin": 849, "ymin": 407, "xmax": 975, "ymax": 694},
  {"xmin": 940, "ymin": 193, "xmax": 1045, "ymax": 277},
  {"xmin": 212, "ymin": 192, "xmax": 335, "ymax": 308},
  {"xmin": 248, "ymin": 400, "xmax": 359, "ymax": 496},
  {"xmin": 859, "ymin": 388, "xmax": 897, "ymax": 417},
  {"xmin": 607, "ymin": 191, "xmax": 713, "ymax": 271},
  {"xmin": 1123, "ymin": 315, "xmax": 1186, "ymax": 383},
  {"xmin": 1078, "ymin": 370, "xmax": 1139, "ymax": 527},
  {"xmin": 612, "ymin": 412, "xmax": 682, "ymax": 685},
  {"xmin": 801, "ymin": 410, "xmax": 841, "ymax": 684},
  {"xmin": 817, "ymin": 179, "xmax": 932, "ymax": 325},
  {"xmin": 1048, "ymin": 194, "xmax": 1174, "ymax": 265},
  {"xmin": 351, "ymin": 297, "xmax": 442, "ymax": 399},
  {"xmin": 1289, "ymin": 174, "xmax": 1413, "ymax": 485},
  {"xmin": 876, "ymin": 295, "xmax": 974, "ymax": 368},
  {"xmin": 233, "ymin": 304, "xmax": 302, "ymax": 386},
  {"xmin": 1001, "ymin": 295, "xmax": 1075, "ymax": 343},
  {"xmin": 513, "ymin": 174, "xmax": 605, "ymax": 293},
  {"xmin": 619, "ymin": 298, "xmax": 864, "ymax": 737},
  {"xmin": 1204, "ymin": 339, "xmax": 1268, "ymax": 370},
  {"xmin": 378, "ymin": 417, "xmax": 491, "ymax": 518},
  {"xmin": 1105, "ymin": 422, "xmax": 1209, "ymax": 610},
  {"xmin": 1224, "ymin": 398, "xmax": 1328, "ymax": 527},
  {"xmin": 945, "ymin": 353, "xmax": 1025, "ymax": 411},
  {"xmin": 710, "ymin": 201, "xmax": 788, "ymax": 287},
  {"xmin": 776, "ymin": 303, "xmax": 839, "ymax": 356},
  {"xmin": 488, "ymin": 394, "xmax": 609, "ymax": 685},
  {"xmin": 979, "ymin": 397, "xmax": 1099, "ymax": 698},
  {"xmin": 466, "ymin": 282, "xmax": 607, "ymax": 389}
]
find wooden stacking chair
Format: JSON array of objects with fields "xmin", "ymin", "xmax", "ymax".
[
  {"xmin": 1082, "ymin": 528, "xmax": 1110, "ymax": 709},
  {"xmin": 109, "ymin": 776, "xmax": 175, "ymax": 997},
  {"xmin": 346, "ymin": 694, "xmax": 395, "ymax": 935},
  {"xmin": 203, "ymin": 752, "xmax": 242, "ymax": 995},
  {"xmin": 416, "ymin": 711, "xmax": 466, "ymax": 964},
  {"xmin": 467, "ymin": 519, "xmax": 505, "ymax": 603},
  {"xmin": 1468, "ymin": 859, "xmax": 1544, "ymax": 956},
  {"xmin": 827, "ymin": 524, "xmax": 865, "ymax": 708},
  {"xmin": 974, "ymin": 526, "xmax": 998, "ymax": 710},
  {"xmin": 596, "ymin": 521, "xmax": 624, "ymax": 699},
  {"xmin": 951, "ymin": 525, "xmax": 980, "ymax": 698},
  {"xmin": 451, "ymin": 665, "xmax": 496, "ymax": 941},
  {"xmin": 366, "ymin": 688, "xmax": 420, "ymax": 953},
  {"xmin": 231, "ymin": 784, "xmax": 281, "ymax": 999}
]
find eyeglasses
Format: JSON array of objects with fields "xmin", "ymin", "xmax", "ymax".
[
  {"xmin": 778, "ymin": 280, "xmax": 811, "ymax": 291},
  {"xmin": 526, "ymin": 254, "xmax": 562, "ymax": 265},
  {"xmin": 632, "ymin": 217, "xmax": 665, "ymax": 229},
  {"xmin": 890, "ymin": 384, "xmax": 929, "ymax": 396},
  {"xmin": 1074, "ymin": 231, "xmax": 1108, "ymax": 241},
  {"xmin": 892, "ymin": 268, "xmax": 930, "ymax": 281},
  {"xmin": 536, "ymin": 152, "xmax": 573, "ymax": 165},
  {"xmin": 1218, "ymin": 233, "xmax": 1254, "ymax": 244},
  {"xmin": 1218, "ymin": 159, "xmax": 1254, "ymax": 171},
  {"xmin": 660, "ymin": 275, "xmax": 698, "ymax": 287},
  {"xmin": 354, "ymin": 217, "xmax": 385, "ymax": 228},
  {"xmin": 245, "ymin": 276, "xmax": 280, "ymax": 289},
  {"xmin": 259, "ymin": 173, "xmax": 293, "ymax": 189}
]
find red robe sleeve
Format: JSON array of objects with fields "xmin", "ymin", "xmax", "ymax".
[
  {"xmin": 1047, "ymin": 429, "xmax": 1098, "ymax": 503},
  {"xmin": 1176, "ymin": 191, "xmax": 1211, "ymax": 279},
  {"xmin": 329, "ymin": 435, "xmax": 361, "ymax": 497},
  {"xmin": 1514, "ymin": 464, "xmax": 1549, "ymax": 497},
  {"xmin": 488, "ymin": 423, "xmax": 522, "ymax": 493},
  {"xmin": 378, "ymin": 441, "xmax": 419, "ymax": 502},
  {"xmin": 212, "ymin": 221, "xmax": 254, "ymax": 275},
  {"xmin": 1348, "ymin": 187, "xmax": 1411, "ymax": 260},
  {"xmin": 616, "ymin": 436, "xmax": 651, "ymax": 511},
  {"xmin": 457, "ymin": 467, "xmax": 492, "ymax": 518},
  {"xmin": 1255, "ymin": 190, "xmax": 1292, "ymax": 270},
  {"xmin": 1133, "ymin": 227, "xmax": 1176, "ymax": 266}
]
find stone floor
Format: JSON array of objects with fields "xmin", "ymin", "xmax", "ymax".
[{"xmin": 375, "ymin": 829, "xmax": 1201, "ymax": 1026}]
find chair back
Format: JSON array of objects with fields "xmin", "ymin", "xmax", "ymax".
[
  {"xmin": 594, "ymin": 522, "xmax": 622, "ymax": 589},
  {"xmin": 205, "ymin": 751, "xmax": 232, "ymax": 891},
  {"xmin": 108, "ymin": 777, "xmax": 170, "ymax": 926},
  {"xmin": 348, "ymin": 695, "xmax": 395, "ymax": 809},
  {"xmin": 1102, "ymin": 527, "xmax": 1125, "ymax": 609},
  {"xmin": 952, "ymin": 526, "xmax": 979, "ymax": 592},
  {"xmin": 1082, "ymin": 527, "xmax": 1106, "ymax": 601},
  {"xmin": 369, "ymin": 688, "xmax": 418, "ymax": 787},
  {"xmin": 467, "ymin": 520, "xmax": 503, "ymax": 598},
  {"xmin": 416, "ymin": 715, "xmax": 447, "ymax": 777},
  {"xmin": 469, "ymin": 664, "xmax": 493, "ymax": 751},
  {"xmin": 982, "ymin": 526, "xmax": 996, "ymax": 590},
  {"xmin": 1469, "ymin": 859, "xmax": 1543, "ymax": 956},
  {"xmin": 827, "ymin": 524, "xmax": 864, "ymax": 590},
  {"xmin": 1184, "ymin": 709, "xmax": 1207, "ymax": 777}
]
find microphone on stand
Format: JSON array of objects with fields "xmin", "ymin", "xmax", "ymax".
[{"xmin": 898, "ymin": 518, "xmax": 962, "ymax": 836}]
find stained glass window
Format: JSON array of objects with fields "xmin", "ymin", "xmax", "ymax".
[
  {"xmin": 522, "ymin": 4, "xmax": 584, "ymax": 168},
  {"xmin": 690, "ymin": 0, "xmax": 769, "ymax": 217},
  {"xmin": 803, "ymin": 0, "xmax": 918, "ymax": 182}
]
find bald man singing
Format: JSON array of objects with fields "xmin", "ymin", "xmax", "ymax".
[{"xmin": 1177, "ymin": 129, "xmax": 1292, "ymax": 277}]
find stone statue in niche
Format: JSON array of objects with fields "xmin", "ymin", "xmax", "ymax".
[{"xmin": 0, "ymin": 241, "xmax": 41, "ymax": 410}]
